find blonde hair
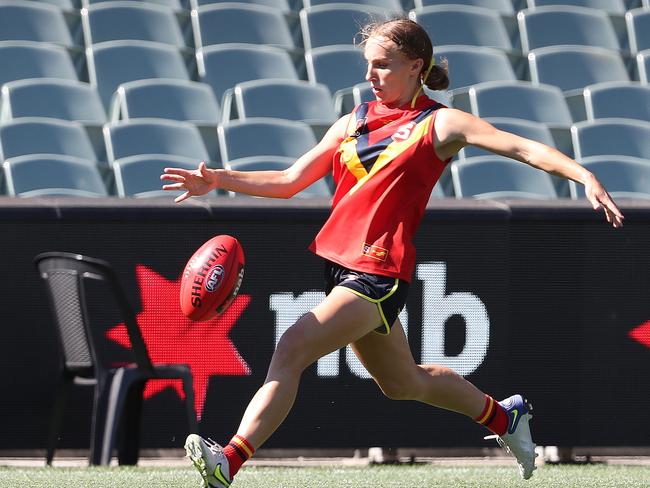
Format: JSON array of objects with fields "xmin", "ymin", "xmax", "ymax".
[{"xmin": 358, "ymin": 18, "xmax": 449, "ymax": 91}]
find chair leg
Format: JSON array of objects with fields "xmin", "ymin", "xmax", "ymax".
[
  {"xmin": 117, "ymin": 380, "xmax": 145, "ymax": 465},
  {"xmin": 90, "ymin": 374, "xmax": 113, "ymax": 466},
  {"xmin": 46, "ymin": 375, "xmax": 72, "ymax": 466},
  {"xmin": 99, "ymin": 368, "xmax": 143, "ymax": 466}
]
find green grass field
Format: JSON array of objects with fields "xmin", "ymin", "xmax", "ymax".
[{"xmin": 1, "ymin": 464, "xmax": 650, "ymax": 488}]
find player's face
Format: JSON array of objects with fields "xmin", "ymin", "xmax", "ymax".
[{"xmin": 364, "ymin": 36, "xmax": 423, "ymax": 108}]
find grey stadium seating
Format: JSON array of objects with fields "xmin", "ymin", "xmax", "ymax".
[
  {"xmin": 218, "ymin": 118, "xmax": 317, "ymax": 163},
  {"xmin": 451, "ymin": 156, "xmax": 558, "ymax": 199},
  {"xmin": 583, "ymin": 81, "xmax": 650, "ymax": 121},
  {"xmin": 86, "ymin": 40, "xmax": 190, "ymax": 109},
  {"xmin": 0, "ymin": 1, "xmax": 75, "ymax": 47},
  {"xmin": 196, "ymin": 44, "xmax": 298, "ymax": 105},
  {"xmin": 569, "ymin": 155, "xmax": 650, "ymax": 199},
  {"xmin": 0, "ymin": 117, "xmax": 98, "ymax": 162},
  {"xmin": 3, "ymin": 155, "xmax": 108, "ymax": 197},
  {"xmin": 0, "ymin": 79, "xmax": 106, "ymax": 125},
  {"xmin": 517, "ymin": 6, "xmax": 620, "ymax": 54},
  {"xmin": 191, "ymin": 3, "xmax": 294, "ymax": 52},
  {"xmin": 81, "ymin": 2, "xmax": 186, "ymax": 48},
  {"xmin": 224, "ymin": 156, "xmax": 332, "ymax": 198},
  {"xmin": 571, "ymin": 118, "xmax": 650, "ymax": 159},
  {"xmin": 111, "ymin": 79, "xmax": 219, "ymax": 124},
  {"xmin": 300, "ymin": 4, "xmax": 393, "ymax": 51},
  {"xmin": 103, "ymin": 118, "xmax": 210, "ymax": 165},
  {"xmin": 0, "ymin": 41, "xmax": 78, "ymax": 88}
]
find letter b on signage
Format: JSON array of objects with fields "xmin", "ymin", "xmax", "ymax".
[{"xmin": 417, "ymin": 262, "xmax": 489, "ymax": 376}]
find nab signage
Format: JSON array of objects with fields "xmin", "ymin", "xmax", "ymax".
[{"xmin": 270, "ymin": 261, "xmax": 490, "ymax": 379}]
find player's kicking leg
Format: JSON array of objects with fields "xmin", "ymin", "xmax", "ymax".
[{"xmin": 351, "ymin": 320, "xmax": 537, "ymax": 480}]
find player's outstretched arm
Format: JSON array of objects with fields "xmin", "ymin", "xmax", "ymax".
[
  {"xmin": 160, "ymin": 115, "xmax": 351, "ymax": 202},
  {"xmin": 434, "ymin": 108, "xmax": 624, "ymax": 228}
]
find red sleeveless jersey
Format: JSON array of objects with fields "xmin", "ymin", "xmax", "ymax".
[{"xmin": 309, "ymin": 95, "xmax": 450, "ymax": 282}]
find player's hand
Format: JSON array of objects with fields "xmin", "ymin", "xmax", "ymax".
[
  {"xmin": 160, "ymin": 161, "xmax": 218, "ymax": 203},
  {"xmin": 584, "ymin": 176, "xmax": 624, "ymax": 228}
]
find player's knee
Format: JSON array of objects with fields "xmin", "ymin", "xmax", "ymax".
[
  {"xmin": 272, "ymin": 327, "xmax": 312, "ymax": 373},
  {"xmin": 376, "ymin": 377, "xmax": 419, "ymax": 401}
]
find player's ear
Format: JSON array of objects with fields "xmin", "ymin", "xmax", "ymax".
[{"xmin": 411, "ymin": 58, "xmax": 424, "ymax": 76}]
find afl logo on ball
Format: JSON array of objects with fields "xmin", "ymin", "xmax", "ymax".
[{"xmin": 204, "ymin": 264, "xmax": 225, "ymax": 292}]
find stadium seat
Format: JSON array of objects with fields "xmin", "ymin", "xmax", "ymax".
[
  {"xmin": 528, "ymin": 46, "xmax": 629, "ymax": 93},
  {"xmin": 224, "ymin": 156, "xmax": 331, "ymax": 198},
  {"xmin": 626, "ymin": 8, "xmax": 650, "ymax": 56},
  {"xmin": 458, "ymin": 117, "xmax": 556, "ymax": 160},
  {"xmin": 191, "ymin": 4, "xmax": 294, "ymax": 52},
  {"xmin": 464, "ymin": 80, "xmax": 573, "ymax": 155},
  {"xmin": 466, "ymin": 81, "xmax": 572, "ymax": 126},
  {"xmin": 0, "ymin": 41, "xmax": 78, "ymax": 88},
  {"xmin": 103, "ymin": 118, "xmax": 209, "ymax": 165},
  {"xmin": 300, "ymin": 4, "xmax": 393, "ymax": 51},
  {"xmin": 113, "ymin": 154, "xmax": 205, "ymax": 198},
  {"xmin": 569, "ymin": 155, "xmax": 650, "ymax": 199},
  {"xmin": 525, "ymin": 0, "xmax": 628, "ymax": 47},
  {"xmin": 34, "ymin": 252, "xmax": 197, "ymax": 465},
  {"xmin": 0, "ymin": 1, "xmax": 75, "ymax": 47},
  {"xmin": 81, "ymin": 2, "xmax": 186, "ymax": 48},
  {"xmin": 224, "ymin": 79, "xmax": 336, "ymax": 131},
  {"xmin": 571, "ymin": 118, "xmax": 650, "ymax": 159},
  {"xmin": 0, "ymin": 78, "xmax": 106, "ymax": 125},
  {"xmin": 0, "ymin": 117, "xmax": 97, "ymax": 162},
  {"xmin": 111, "ymin": 80, "xmax": 220, "ymax": 160},
  {"xmin": 111, "ymin": 79, "xmax": 219, "ymax": 124},
  {"xmin": 217, "ymin": 118, "xmax": 317, "ymax": 163},
  {"xmin": 528, "ymin": 45, "xmax": 629, "ymax": 121},
  {"xmin": 304, "ymin": 0, "xmax": 402, "ymax": 9},
  {"xmin": 517, "ymin": 6, "xmax": 620, "ymax": 54},
  {"xmin": 436, "ymin": 46, "xmax": 517, "ymax": 92},
  {"xmin": 415, "ymin": 0, "xmax": 514, "ymax": 15},
  {"xmin": 583, "ymin": 81, "xmax": 650, "ymax": 121},
  {"xmin": 305, "ymin": 45, "xmax": 366, "ymax": 97},
  {"xmin": 189, "ymin": 0, "xmax": 292, "ymax": 12},
  {"xmin": 196, "ymin": 44, "xmax": 299, "ymax": 105},
  {"xmin": 451, "ymin": 156, "xmax": 558, "ymax": 199},
  {"xmin": 410, "ymin": 5, "xmax": 513, "ymax": 53},
  {"xmin": 3, "ymin": 155, "xmax": 107, "ymax": 197},
  {"xmin": 82, "ymin": 0, "xmax": 184, "ymax": 11},
  {"xmin": 638, "ymin": 48, "xmax": 650, "ymax": 84},
  {"xmin": 432, "ymin": 45, "xmax": 518, "ymax": 111},
  {"xmin": 526, "ymin": 0, "xmax": 626, "ymax": 14},
  {"xmin": 86, "ymin": 40, "xmax": 190, "ymax": 109}
]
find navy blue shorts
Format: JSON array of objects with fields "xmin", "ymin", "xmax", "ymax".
[{"xmin": 324, "ymin": 260, "xmax": 409, "ymax": 335}]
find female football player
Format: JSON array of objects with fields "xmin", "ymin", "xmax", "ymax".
[{"xmin": 161, "ymin": 18, "xmax": 623, "ymax": 487}]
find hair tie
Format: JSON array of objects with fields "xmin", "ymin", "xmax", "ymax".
[{"xmin": 410, "ymin": 56, "xmax": 436, "ymax": 108}]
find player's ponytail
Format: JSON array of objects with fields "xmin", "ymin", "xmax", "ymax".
[{"xmin": 423, "ymin": 57, "xmax": 449, "ymax": 91}]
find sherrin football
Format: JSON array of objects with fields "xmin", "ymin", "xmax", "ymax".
[{"xmin": 180, "ymin": 235, "xmax": 245, "ymax": 321}]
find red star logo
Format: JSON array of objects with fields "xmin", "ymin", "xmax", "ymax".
[
  {"xmin": 106, "ymin": 265, "xmax": 251, "ymax": 419},
  {"xmin": 629, "ymin": 320, "xmax": 650, "ymax": 350}
]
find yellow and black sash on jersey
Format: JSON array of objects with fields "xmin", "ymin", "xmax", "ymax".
[{"xmin": 338, "ymin": 102, "xmax": 441, "ymax": 196}]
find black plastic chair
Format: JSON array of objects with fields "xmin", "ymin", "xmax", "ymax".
[{"xmin": 35, "ymin": 252, "xmax": 198, "ymax": 466}]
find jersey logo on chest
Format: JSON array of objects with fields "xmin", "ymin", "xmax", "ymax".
[{"xmin": 338, "ymin": 103, "xmax": 438, "ymax": 195}]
